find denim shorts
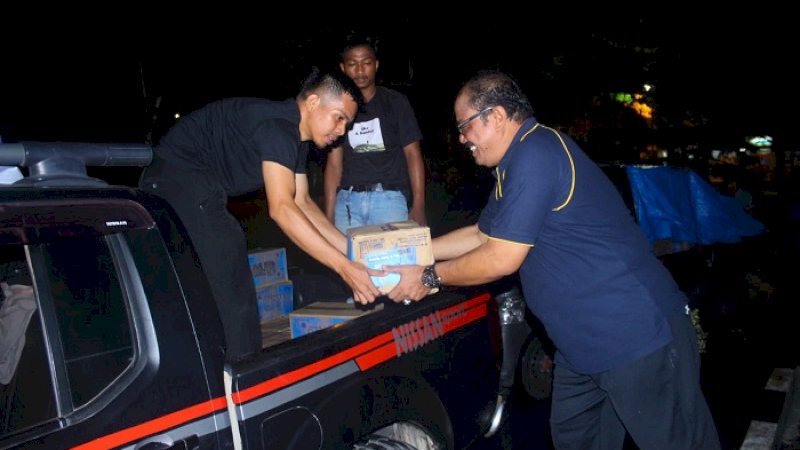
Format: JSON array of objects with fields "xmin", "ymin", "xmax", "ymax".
[{"xmin": 334, "ymin": 188, "xmax": 408, "ymax": 234}]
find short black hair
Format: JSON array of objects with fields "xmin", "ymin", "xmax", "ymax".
[
  {"xmin": 340, "ymin": 32, "xmax": 378, "ymax": 61},
  {"xmin": 298, "ymin": 68, "xmax": 364, "ymax": 106}
]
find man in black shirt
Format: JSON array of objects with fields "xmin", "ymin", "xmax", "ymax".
[
  {"xmin": 324, "ymin": 35, "xmax": 426, "ymax": 233},
  {"xmin": 139, "ymin": 70, "xmax": 383, "ymax": 361}
]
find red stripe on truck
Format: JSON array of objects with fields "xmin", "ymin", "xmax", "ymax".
[{"xmin": 71, "ymin": 293, "xmax": 491, "ymax": 449}]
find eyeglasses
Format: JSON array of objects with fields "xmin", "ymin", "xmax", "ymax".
[{"xmin": 456, "ymin": 106, "xmax": 493, "ymax": 134}]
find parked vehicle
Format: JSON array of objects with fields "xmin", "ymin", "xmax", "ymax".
[{"xmin": 0, "ymin": 142, "xmax": 538, "ymax": 450}]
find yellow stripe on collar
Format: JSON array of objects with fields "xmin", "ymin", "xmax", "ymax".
[
  {"xmin": 519, "ymin": 123, "xmax": 575, "ymax": 211},
  {"xmin": 519, "ymin": 122, "xmax": 541, "ymax": 142},
  {"xmin": 494, "ymin": 166, "xmax": 504, "ymax": 200}
]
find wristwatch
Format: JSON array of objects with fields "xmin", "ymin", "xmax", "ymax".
[{"xmin": 421, "ymin": 264, "xmax": 442, "ymax": 289}]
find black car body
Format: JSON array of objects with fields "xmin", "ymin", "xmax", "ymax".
[{"xmin": 0, "ymin": 142, "xmax": 512, "ymax": 450}]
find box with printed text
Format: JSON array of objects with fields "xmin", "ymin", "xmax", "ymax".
[
  {"xmin": 289, "ymin": 301, "xmax": 384, "ymax": 338},
  {"xmin": 346, "ymin": 221, "xmax": 434, "ymax": 295},
  {"xmin": 248, "ymin": 247, "xmax": 288, "ymax": 287},
  {"xmin": 256, "ymin": 279, "xmax": 294, "ymax": 322}
]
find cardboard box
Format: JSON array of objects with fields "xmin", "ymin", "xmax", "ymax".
[
  {"xmin": 290, "ymin": 301, "xmax": 384, "ymax": 338},
  {"xmin": 346, "ymin": 221, "xmax": 434, "ymax": 294},
  {"xmin": 249, "ymin": 247, "xmax": 288, "ymax": 286},
  {"xmin": 261, "ymin": 316, "xmax": 291, "ymax": 348},
  {"xmin": 256, "ymin": 280, "xmax": 294, "ymax": 322}
]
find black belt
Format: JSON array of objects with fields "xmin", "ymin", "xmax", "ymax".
[{"xmin": 340, "ymin": 182, "xmax": 404, "ymax": 192}]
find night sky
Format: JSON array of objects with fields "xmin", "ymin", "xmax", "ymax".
[{"xmin": 1, "ymin": 11, "xmax": 793, "ymax": 156}]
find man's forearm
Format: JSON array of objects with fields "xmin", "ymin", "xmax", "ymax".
[
  {"xmin": 296, "ymin": 194, "xmax": 347, "ymax": 254},
  {"xmin": 323, "ymin": 148, "xmax": 343, "ymax": 221},
  {"xmin": 404, "ymin": 142, "xmax": 426, "ymax": 225},
  {"xmin": 436, "ymin": 237, "xmax": 528, "ymax": 287},
  {"xmin": 271, "ymin": 199, "xmax": 348, "ymax": 268},
  {"xmin": 432, "ymin": 224, "xmax": 485, "ymax": 261},
  {"xmin": 323, "ymin": 181, "xmax": 338, "ymax": 222}
]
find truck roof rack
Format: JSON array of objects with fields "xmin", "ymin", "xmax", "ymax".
[{"xmin": 0, "ymin": 141, "xmax": 152, "ymax": 187}]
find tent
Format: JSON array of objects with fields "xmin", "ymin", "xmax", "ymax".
[{"xmin": 625, "ymin": 166, "xmax": 765, "ymax": 246}]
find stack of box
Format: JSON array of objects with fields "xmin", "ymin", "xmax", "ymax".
[
  {"xmin": 254, "ymin": 222, "xmax": 433, "ymax": 340},
  {"xmin": 248, "ymin": 247, "xmax": 293, "ymax": 323},
  {"xmin": 285, "ymin": 221, "xmax": 431, "ymax": 339}
]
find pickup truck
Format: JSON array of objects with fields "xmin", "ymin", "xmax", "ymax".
[{"xmin": 0, "ymin": 142, "xmax": 544, "ymax": 450}]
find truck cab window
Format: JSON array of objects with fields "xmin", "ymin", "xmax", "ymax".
[
  {"xmin": 41, "ymin": 236, "xmax": 134, "ymax": 406},
  {"xmin": 0, "ymin": 233, "xmax": 134, "ymax": 438},
  {"xmin": 0, "ymin": 245, "xmax": 52, "ymax": 436}
]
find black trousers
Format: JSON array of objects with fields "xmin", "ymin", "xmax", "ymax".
[
  {"xmin": 140, "ymin": 158, "xmax": 261, "ymax": 361},
  {"xmin": 550, "ymin": 312, "xmax": 721, "ymax": 450}
]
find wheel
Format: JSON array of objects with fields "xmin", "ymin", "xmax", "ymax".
[
  {"xmin": 353, "ymin": 422, "xmax": 441, "ymax": 450},
  {"xmin": 352, "ymin": 435, "xmax": 418, "ymax": 450},
  {"xmin": 518, "ymin": 335, "xmax": 554, "ymax": 400}
]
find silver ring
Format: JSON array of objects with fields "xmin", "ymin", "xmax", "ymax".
[{"xmin": 402, "ymin": 299, "xmax": 412, "ymax": 306}]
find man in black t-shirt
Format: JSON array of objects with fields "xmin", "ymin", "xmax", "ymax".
[
  {"xmin": 139, "ymin": 70, "xmax": 383, "ymax": 361},
  {"xmin": 324, "ymin": 35, "xmax": 426, "ymax": 233}
]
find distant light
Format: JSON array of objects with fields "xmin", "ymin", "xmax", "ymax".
[
  {"xmin": 711, "ymin": 150, "xmax": 722, "ymax": 159},
  {"xmin": 739, "ymin": 147, "xmax": 747, "ymax": 153},
  {"xmin": 613, "ymin": 92, "xmax": 633, "ymax": 104},
  {"xmin": 658, "ymin": 149, "xmax": 668, "ymax": 159},
  {"xmin": 631, "ymin": 101, "xmax": 653, "ymax": 119},
  {"xmin": 747, "ymin": 135, "xmax": 772, "ymax": 147},
  {"xmin": 174, "ymin": 113, "xmax": 181, "ymax": 120},
  {"xmin": 643, "ymin": 83, "xmax": 653, "ymax": 92}
]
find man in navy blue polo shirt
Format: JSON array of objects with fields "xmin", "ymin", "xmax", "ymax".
[{"xmin": 386, "ymin": 71, "xmax": 721, "ymax": 449}]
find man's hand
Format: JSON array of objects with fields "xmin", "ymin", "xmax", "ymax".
[
  {"xmin": 383, "ymin": 264, "xmax": 429, "ymax": 303},
  {"xmin": 338, "ymin": 260, "xmax": 385, "ymax": 304}
]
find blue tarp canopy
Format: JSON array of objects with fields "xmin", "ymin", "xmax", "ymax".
[{"xmin": 625, "ymin": 166, "xmax": 765, "ymax": 245}]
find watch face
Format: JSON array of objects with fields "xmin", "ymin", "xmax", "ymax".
[{"xmin": 422, "ymin": 265, "xmax": 440, "ymax": 288}]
